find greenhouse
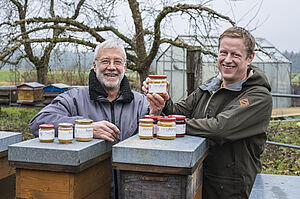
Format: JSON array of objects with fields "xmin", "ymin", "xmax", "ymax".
[{"xmin": 156, "ymin": 36, "xmax": 292, "ymax": 108}]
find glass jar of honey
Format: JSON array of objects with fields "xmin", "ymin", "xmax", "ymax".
[
  {"xmin": 168, "ymin": 115, "xmax": 186, "ymax": 137},
  {"xmin": 58, "ymin": 123, "xmax": 73, "ymax": 143},
  {"xmin": 152, "ymin": 115, "xmax": 164, "ymax": 137},
  {"xmin": 148, "ymin": 75, "xmax": 167, "ymax": 96},
  {"xmin": 138, "ymin": 118, "xmax": 154, "ymax": 139},
  {"xmin": 157, "ymin": 117, "xmax": 176, "ymax": 140},
  {"xmin": 75, "ymin": 119, "xmax": 93, "ymax": 141},
  {"xmin": 39, "ymin": 124, "xmax": 55, "ymax": 143}
]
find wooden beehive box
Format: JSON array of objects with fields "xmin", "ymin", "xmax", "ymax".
[
  {"xmin": 8, "ymin": 138, "xmax": 113, "ymax": 199},
  {"xmin": 17, "ymin": 82, "xmax": 44, "ymax": 104},
  {"xmin": 0, "ymin": 131, "xmax": 22, "ymax": 199},
  {"xmin": 43, "ymin": 83, "xmax": 71, "ymax": 104},
  {"xmin": 0, "ymin": 86, "xmax": 18, "ymax": 104}
]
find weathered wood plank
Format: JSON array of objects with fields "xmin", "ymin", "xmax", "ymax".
[
  {"xmin": 114, "ymin": 162, "xmax": 192, "ymax": 175},
  {"xmin": 186, "ymin": 162, "xmax": 203, "ymax": 199},
  {"xmin": 84, "ymin": 182, "xmax": 110, "ymax": 199},
  {"xmin": 118, "ymin": 159, "xmax": 204, "ymax": 199},
  {"xmin": 0, "ymin": 155, "xmax": 15, "ymax": 180},
  {"xmin": 73, "ymin": 158, "xmax": 111, "ymax": 199},
  {"xmin": 271, "ymin": 107, "xmax": 300, "ymax": 118},
  {"xmin": 0, "ymin": 174, "xmax": 16, "ymax": 199},
  {"xmin": 15, "ymin": 158, "xmax": 111, "ymax": 199},
  {"xmin": 120, "ymin": 171, "xmax": 185, "ymax": 199},
  {"xmin": 16, "ymin": 169, "xmax": 71, "ymax": 199}
]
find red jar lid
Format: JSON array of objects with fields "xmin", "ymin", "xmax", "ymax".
[
  {"xmin": 168, "ymin": 115, "xmax": 186, "ymax": 120},
  {"xmin": 148, "ymin": 75, "xmax": 167, "ymax": 79},
  {"xmin": 151, "ymin": 115, "xmax": 164, "ymax": 120},
  {"xmin": 39, "ymin": 124, "xmax": 54, "ymax": 128},
  {"xmin": 158, "ymin": 117, "xmax": 176, "ymax": 121}
]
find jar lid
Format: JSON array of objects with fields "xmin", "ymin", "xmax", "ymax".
[
  {"xmin": 58, "ymin": 123, "xmax": 73, "ymax": 127},
  {"xmin": 75, "ymin": 119, "xmax": 93, "ymax": 124},
  {"xmin": 139, "ymin": 118, "xmax": 154, "ymax": 123},
  {"xmin": 168, "ymin": 115, "xmax": 186, "ymax": 120},
  {"xmin": 39, "ymin": 124, "xmax": 54, "ymax": 128},
  {"xmin": 144, "ymin": 115, "xmax": 152, "ymax": 119},
  {"xmin": 148, "ymin": 75, "xmax": 167, "ymax": 78},
  {"xmin": 151, "ymin": 115, "xmax": 164, "ymax": 120},
  {"xmin": 158, "ymin": 117, "xmax": 176, "ymax": 121}
]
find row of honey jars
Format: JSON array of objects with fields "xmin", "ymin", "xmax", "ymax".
[
  {"xmin": 139, "ymin": 115, "xmax": 186, "ymax": 140},
  {"xmin": 38, "ymin": 119, "xmax": 93, "ymax": 143}
]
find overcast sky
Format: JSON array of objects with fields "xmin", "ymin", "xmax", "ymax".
[{"xmin": 209, "ymin": 0, "xmax": 300, "ymax": 52}]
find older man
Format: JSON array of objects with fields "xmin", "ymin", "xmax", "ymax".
[
  {"xmin": 143, "ymin": 27, "xmax": 272, "ymax": 198},
  {"xmin": 30, "ymin": 39, "xmax": 149, "ymax": 199}
]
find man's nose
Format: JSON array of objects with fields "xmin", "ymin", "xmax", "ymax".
[
  {"xmin": 107, "ymin": 62, "xmax": 117, "ymax": 70},
  {"xmin": 224, "ymin": 54, "xmax": 232, "ymax": 63}
]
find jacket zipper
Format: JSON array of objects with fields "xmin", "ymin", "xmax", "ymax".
[
  {"xmin": 110, "ymin": 102, "xmax": 119, "ymax": 199},
  {"xmin": 110, "ymin": 102, "xmax": 115, "ymax": 124},
  {"xmin": 204, "ymin": 88, "xmax": 221, "ymax": 118}
]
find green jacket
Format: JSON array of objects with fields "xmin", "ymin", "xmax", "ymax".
[{"xmin": 163, "ymin": 66, "xmax": 272, "ymax": 199}]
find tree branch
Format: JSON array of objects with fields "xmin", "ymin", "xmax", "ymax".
[
  {"xmin": 147, "ymin": 3, "xmax": 232, "ymax": 68},
  {"xmin": 160, "ymin": 38, "xmax": 217, "ymax": 57}
]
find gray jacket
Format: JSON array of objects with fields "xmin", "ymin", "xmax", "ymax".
[{"xmin": 30, "ymin": 69, "xmax": 149, "ymax": 199}]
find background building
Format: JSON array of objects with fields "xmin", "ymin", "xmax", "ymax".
[{"xmin": 156, "ymin": 36, "xmax": 292, "ymax": 108}]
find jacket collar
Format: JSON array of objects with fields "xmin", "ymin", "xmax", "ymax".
[
  {"xmin": 200, "ymin": 67, "xmax": 254, "ymax": 92},
  {"xmin": 88, "ymin": 69, "xmax": 134, "ymax": 103}
]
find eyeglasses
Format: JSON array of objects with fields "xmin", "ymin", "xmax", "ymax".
[{"xmin": 97, "ymin": 58, "xmax": 124, "ymax": 67}]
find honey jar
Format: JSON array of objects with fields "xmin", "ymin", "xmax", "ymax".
[
  {"xmin": 75, "ymin": 119, "xmax": 93, "ymax": 141},
  {"xmin": 58, "ymin": 123, "xmax": 73, "ymax": 143},
  {"xmin": 138, "ymin": 118, "xmax": 154, "ymax": 139},
  {"xmin": 168, "ymin": 115, "xmax": 186, "ymax": 137},
  {"xmin": 39, "ymin": 124, "xmax": 55, "ymax": 143},
  {"xmin": 152, "ymin": 115, "xmax": 164, "ymax": 137},
  {"xmin": 157, "ymin": 117, "xmax": 176, "ymax": 140},
  {"xmin": 148, "ymin": 75, "xmax": 167, "ymax": 96}
]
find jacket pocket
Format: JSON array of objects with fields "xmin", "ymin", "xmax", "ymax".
[{"xmin": 203, "ymin": 173, "xmax": 246, "ymax": 199}]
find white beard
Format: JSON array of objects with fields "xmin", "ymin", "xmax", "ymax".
[{"xmin": 96, "ymin": 66, "xmax": 125, "ymax": 89}]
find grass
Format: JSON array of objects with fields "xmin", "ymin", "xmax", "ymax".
[
  {"xmin": 0, "ymin": 106, "xmax": 299, "ymax": 176},
  {"xmin": 261, "ymin": 120, "xmax": 300, "ymax": 175},
  {"xmin": 0, "ymin": 106, "xmax": 41, "ymax": 140},
  {"xmin": 0, "ymin": 69, "xmax": 15, "ymax": 85}
]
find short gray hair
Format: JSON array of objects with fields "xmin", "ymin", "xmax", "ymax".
[{"xmin": 94, "ymin": 39, "xmax": 127, "ymax": 61}]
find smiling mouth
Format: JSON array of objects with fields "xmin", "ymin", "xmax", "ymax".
[
  {"xmin": 104, "ymin": 73, "xmax": 119, "ymax": 77},
  {"xmin": 223, "ymin": 65, "xmax": 235, "ymax": 69}
]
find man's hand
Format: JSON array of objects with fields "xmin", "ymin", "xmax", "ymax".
[
  {"xmin": 147, "ymin": 93, "xmax": 169, "ymax": 115},
  {"xmin": 142, "ymin": 77, "xmax": 170, "ymax": 115},
  {"xmin": 142, "ymin": 77, "xmax": 150, "ymax": 95},
  {"xmin": 92, "ymin": 121, "xmax": 120, "ymax": 142}
]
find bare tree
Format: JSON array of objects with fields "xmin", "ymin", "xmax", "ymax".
[{"xmin": 0, "ymin": 0, "xmax": 235, "ymax": 85}]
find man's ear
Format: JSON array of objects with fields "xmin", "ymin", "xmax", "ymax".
[{"xmin": 248, "ymin": 52, "xmax": 255, "ymax": 65}]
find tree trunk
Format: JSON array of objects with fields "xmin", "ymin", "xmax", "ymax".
[
  {"xmin": 138, "ymin": 69, "xmax": 149, "ymax": 91},
  {"xmin": 186, "ymin": 49, "xmax": 202, "ymax": 95},
  {"xmin": 37, "ymin": 65, "xmax": 48, "ymax": 85}
]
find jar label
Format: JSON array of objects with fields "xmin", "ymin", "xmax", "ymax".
[
  {"xmin": 39, "ymin": 129, "xmax": 55, "ymax": 140},
  {"xmin": 157, "ymin": 126, "xmax": 176, "ymax": 137},
  {"xmin": 149, "ymin": 83, "xmax": 167, "ymax": 93},
  {"xmin": 58, "ymin": 130, "xmax": 73, "ymax": 140},
  {"xmin": 75, "ymin": 127, "xmax": 93, "ymax": 138},
  {"xmin": 176, "ymin": 124, "xmax": 186, "ymax": 135},
  {"xmin": 139, "ymin": 126, "xmax": 153, "ymax": 137}
]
